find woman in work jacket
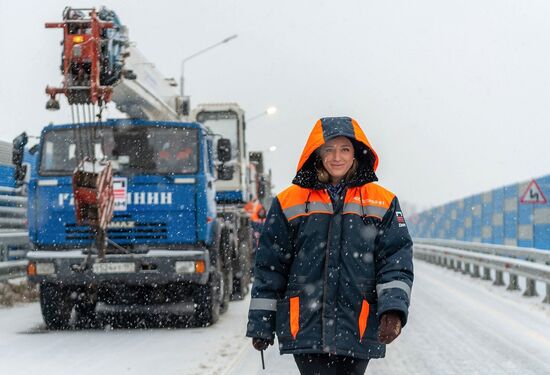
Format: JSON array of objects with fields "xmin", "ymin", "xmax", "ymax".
[{"xmin": 246, "ymin": 117, "xmax": 414, "ymax": 374}]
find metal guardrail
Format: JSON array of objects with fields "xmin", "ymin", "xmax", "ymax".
[
  {"xmin": 414, "ymin": 238, "xmax": 550, "ymax": 304},
  {"xmin": 415, "ymin": 238, "xmax": 550, "ymax": 264},
  {"xmin": 0, "ymin": 260, "xmax": 27, "ymax": 282},
  {"xmin": 0, "ymin": 230, "xmax": 30, "ymax": 262},
  {"xmin": 0, "ymin": 186, "xmax": 30, "ymax": 265},
  {"xmin": 0, "ymin": 187, "xmax": 27, "ymax": 230},
  {"xmin": 0, "ymin": 231, "xmax": 30, "ymax": 282}
]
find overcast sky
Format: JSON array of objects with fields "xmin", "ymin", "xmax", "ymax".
[{"xmin": 2, "ymin": 0, "xmax": 550, "ymax": 210}]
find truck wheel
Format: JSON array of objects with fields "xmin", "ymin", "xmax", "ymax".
[
  {"xmin": 75, "ymin": 301, "xmax": 97, "ymax": 328},
  {"xmin": 39, "ymin": 284, "xmax": 73, "ymax": 330},
  {"xmin": 220, "ymin": 229, "xmax": 234, "ymax": 314},
  {"xmin": 232, "ymin": 277, "xmax": 250, "ymax": 301},
  {"xmin": 231, "ymin": 253, "xmax": 250, "ymax": 301},
  {"xmin": 220, "ymin": 263, "xmax": 232, "ymax": 314},
  {"xmin": 193, "ymin": 266, "xmax": 222, "ymax": 326},
  {"xmin": 232, "ymin": 225, "xmax": 252, "ymax": 300}
]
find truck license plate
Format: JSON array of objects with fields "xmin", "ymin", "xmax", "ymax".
[{"xmin": 92, "ymin": 262, "xmax": 135, "ymax": 274}]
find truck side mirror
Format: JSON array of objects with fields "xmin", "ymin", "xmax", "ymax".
[
  {"xmin": 176, "ymin": 96, "xmax": 190, "ymax": 117},
  {"xmin": 258, "ymin": 177, "xmax": 267, "ymax": 200},
  {"xmin": 14, "ymin": 165, "xmax": 28, "ymax": 186},
  {"xmin": 12, "ymin": 132, "xmax": 28, "ymax": 164},
  {"xmin": 12, "ymin": 132, "xmax": 28, "ymax": 186},
  {"xmin": 217, "ymin": 164, "xmax": 234, "ymax": 180},
  {"xmin": 217, "ymin": 138, "xmax": 232, "ymax": 162}
]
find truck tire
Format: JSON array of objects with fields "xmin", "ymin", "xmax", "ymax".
[
  {"xmin": 39, "ymin": 283, "xmax": 73, "ymax": 330},
  {"xmin": 232, "ymin": 224, "xmax": 252, "ymax": 300},
  {"xmin": 75, "ymin": 301, "xmax": 97, "ymax": 328},
  {"xmin": 221, "ymin": 264, "xmax": 232, "ymax": 314},
  {"xmin": 220, "ymin": 229, "xmax": 233, "ymax": 313},
  {"xmin": 193, "ymin": 263, "xmax": 222, "ymax": 326}
]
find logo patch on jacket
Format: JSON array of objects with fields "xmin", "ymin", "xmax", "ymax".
[{"xmin": 396, "ymin": 211, "xmax": 407, "ymax": 227}]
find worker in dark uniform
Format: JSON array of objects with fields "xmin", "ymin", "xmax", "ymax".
[{"xmin": 246, "ymin": 117, "xmax": 414, "ymax": 374}]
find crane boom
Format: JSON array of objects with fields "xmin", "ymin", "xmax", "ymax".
[{"xmin": 111, "ymin": 47, "xmax": 182, "ymax": 121}]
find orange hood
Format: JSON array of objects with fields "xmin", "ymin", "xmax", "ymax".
[{"xmin": 292, "ymin": 117, "xmax": 379, "ymax": 189}]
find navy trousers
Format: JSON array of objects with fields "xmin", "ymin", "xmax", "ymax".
[{"xmin": 293, "ymin": 353, "xmax": 369, "ymax": 375}]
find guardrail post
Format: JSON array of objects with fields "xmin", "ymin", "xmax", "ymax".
[
  {"xmin": 481, "ymin": 267, "xmax": 492, "ymax": 280},
  {"xmin": 493, "ymin": 271, "xmax": 505, "ymax": 286},
  {"xmin": 507, "ymin": 274, "xmax": 520, "ymax": 291},
  {"xmin": 0, "ymin": 244, "xmax": 7, "ymax": 262},
  {"xmin": 543, "ymin": 284, "xmax": 550, "ymax": 304},
  {"xmin": 463, "ymin": 262, "xmax": 471, "ymax": 275},
  {"xmin": 455, "ymin": 259, "xmax": 462, "ymax": 272},
  {"xmin": 471, "ymin": 264, "xmax": 481, "ymax": 278},
  {"xmin": 523, "ymin": 279, "xmax": 538, "ymax": 297},
  {"xmin": 447, "ymin": 259, "xmax": 454, "ymax": 270}
]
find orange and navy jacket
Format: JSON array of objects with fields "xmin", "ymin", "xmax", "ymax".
[{"xmin": 246, "ymin": 117, "xmax": 414, "ymax": 360}]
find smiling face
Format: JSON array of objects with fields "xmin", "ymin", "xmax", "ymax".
[{"xmin": 319, "ymin": 136, "xmax": 355, "ymax": 184}]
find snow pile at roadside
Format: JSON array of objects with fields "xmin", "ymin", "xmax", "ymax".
[{"xmin": 0, "ymin": 278, "xmax": 38, "ymax": 306}]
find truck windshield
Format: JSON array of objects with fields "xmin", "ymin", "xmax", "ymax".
[
  {"xmin": 196, "ymin": 111, "xmax": 240, "ymax": 160},
  {"xmin": 40, "ymin": 126, "xmax": 199, "ymax": 175}
]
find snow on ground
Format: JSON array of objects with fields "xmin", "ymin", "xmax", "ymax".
[
  {"xmin": 1, "ymin": 260, "xmax": 549, "ymax": 375},
  {"xmin": 0, "ymin": 297, "xmax": 250, "ymax": 375},
  {"xmin": 228, "ymin": 260, "xmax": 550, "ymax": 375}
]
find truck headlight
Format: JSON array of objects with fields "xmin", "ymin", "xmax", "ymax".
[
  {"xmin": 175, "ymin": 261, "xmax": 195, "ymax": 274},
  {"xmin": 36, "ymin": 262, "xmax": 55, "ymax": 275},
  {"xmin": 175, "ymin": 261, "xmax": 206, "ymax": 274}
]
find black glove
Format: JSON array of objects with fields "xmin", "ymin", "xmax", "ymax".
[
  {"xmin": 252, "ymin": 337, "xmax": 274, "ymax": 351},
  {"xmin": 378, "ymin": 311, "xmax": 402, "ymax": 344}
]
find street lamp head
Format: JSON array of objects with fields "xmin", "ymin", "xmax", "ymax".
[
  {"xmin": 266, "ymin": 106, "xmax": 277, "ymax": 115},
  {"xmin": 268, "ymin": 145, "xmax": 278, "ymax": 152}
]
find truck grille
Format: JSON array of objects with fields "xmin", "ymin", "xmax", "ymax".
[{"xmin": 65, "ymin": 222, "xmax": 168, "ymax": 241}]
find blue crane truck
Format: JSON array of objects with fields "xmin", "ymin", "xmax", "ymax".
[
  {"xmin": 16, "ymin": 7, "xmax": 265, "ymax": 329},
  {"xmin": 20, "ymin": 116, "xmax": 254, "ymax": 329}
]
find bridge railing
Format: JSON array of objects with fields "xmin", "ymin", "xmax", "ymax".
[
  {"xmin": 0, "ymin": 260, "xmax": 27, "ymax": 282},
  {"xmin": 414, "ymin": 238, "xmax": 550, "ymax": 304},
  {"xmin": 0, "ymin": 185, "xmax": 30, "ymax": 282},
  {"xmin": 0, "ymin": 186, "xmax": 27, "ymax": 230}
]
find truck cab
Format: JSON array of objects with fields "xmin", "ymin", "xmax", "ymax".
[
  {"xmin": 24, "ymin": 119, "xmax": 236, "ymax": 328},
  {"xmin": 29, "ymin": 119, "xmax": 216, "ymax": 248},
  {"xmin": 192, "ymin": 103, "xmax": 250, "ymax": 203}
]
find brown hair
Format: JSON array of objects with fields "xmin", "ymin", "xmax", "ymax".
[{"xmin": 315, "ymin": 158, "xmax": 358, "ymax": 184}]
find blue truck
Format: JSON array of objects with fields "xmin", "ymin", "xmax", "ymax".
[
  {"xmin": 19, "ymin": 114, "xmax": 256, "ymax": 329},
  {"xmin": 17, "ymin": 7, "xmax": 269, "ymax": 329}
]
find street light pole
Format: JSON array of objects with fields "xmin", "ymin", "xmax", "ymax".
[{"xmin": 180, "ymin": 34, "xmax": 238, "ymax": 97}]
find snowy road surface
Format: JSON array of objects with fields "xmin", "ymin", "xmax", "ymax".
[{"xmin": 1, "ymin": 261, "xmax": 549, "ymax": 374}]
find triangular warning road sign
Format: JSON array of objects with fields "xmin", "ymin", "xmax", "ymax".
[{"xmin": 520, "ymin": 179, "xmax": 547, "ymax": 204}]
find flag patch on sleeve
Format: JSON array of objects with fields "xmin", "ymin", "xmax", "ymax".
[{"xmin": 396, "ymin": 211, "xmax": 407, "ymax": 227}]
